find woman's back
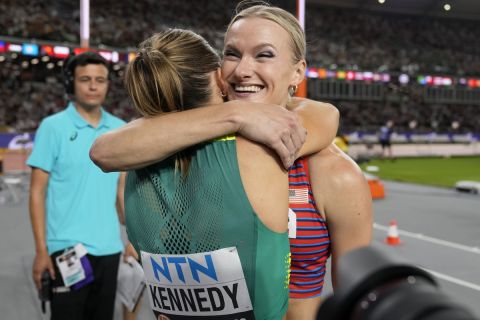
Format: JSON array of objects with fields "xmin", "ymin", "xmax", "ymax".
[{"xmin": 125, "ymin": 135, "xmax": 290, "ymax": 319}]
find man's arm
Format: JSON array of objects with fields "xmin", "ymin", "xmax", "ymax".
[
  {"xmin": 115, "ymin": 172, "xmax": 139, "ymax": 261},
  {"xmin": 29, "ymin": 168, "xmax": 55, "ymax": 289},
  {"xmin": 90, "ymin": 100, "xmax": 306, "ymax": 172},
  {"xmin": 116, "ymin": 172, "xmax": 126, "ymax": 225}
]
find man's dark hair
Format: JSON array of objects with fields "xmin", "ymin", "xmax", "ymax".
[{"xmin": 63, "ymin": 51, "xmax": 109, "ymax": 95}]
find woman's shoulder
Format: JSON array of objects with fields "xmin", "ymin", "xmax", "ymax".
[
  {"xmin": 288, "ymin": 97, "xmax": 338, "ymax": 114},
  {"xmin": 308, "ymin": 144, "xmax": 367, "ymax": 192},
  {"xmin": 236, "ymin": 136, "xmax": 283, "ymax": 169}
]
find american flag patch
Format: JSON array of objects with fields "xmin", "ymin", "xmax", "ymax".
[{"xmin": 289, "ymin": 188, "xmax": 309, "ymax": 204}]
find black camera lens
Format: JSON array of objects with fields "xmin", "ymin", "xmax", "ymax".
[
  {"xmin": 317, "ymin": 246, "xmax": 477, "ymax": 320},
  {"xmin": 354, "ymin": 277, "xmax": 475, "ymax": 320}
]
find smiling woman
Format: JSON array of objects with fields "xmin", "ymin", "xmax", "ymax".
[
  {"xmin": 222, "ymin": 6, "xmax": 306, "ymax": 108},
  {"xmin": 220, "ymin": 4, "xmax": 372, "ymax": 320},
  {"xmin": 222, "ymin": 17, "xmax": 305, "ymax": 106}
]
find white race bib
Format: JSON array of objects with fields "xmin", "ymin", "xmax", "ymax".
[
  {"xmin": 141, "ymin": 247, "xmax": 255, "ymax": 319},
  {"xmin": 288, "ymin": 209, "xmax": 297, "ymax": 239}
]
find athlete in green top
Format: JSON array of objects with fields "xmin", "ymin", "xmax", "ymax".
[
  {"xmin": 126, "ymin": 135, "xmax": 292, "ymax": 319},
  {"xmin": 123, "ymin": 30, "xmax": 293, "ymax": 320}
]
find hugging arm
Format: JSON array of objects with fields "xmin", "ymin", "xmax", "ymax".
[
  {"xmin": 90, "ymin": 100, "xmax": 307, "ymax": 171},
  {"xmin": 90, "ymin": 98, "xmax": 339, "ymax": 172},
  {"xmin": 288, "ymin": 97, "xmax": 339, "ymax": 159}
]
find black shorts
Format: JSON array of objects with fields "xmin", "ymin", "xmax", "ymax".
[
  {"xmin": 380, "ymin": 139, "xmax": 391, "ymax": 148},
  {"xmin": 50, "ymin": 251, "xmax": 121, "ymax": 320}
]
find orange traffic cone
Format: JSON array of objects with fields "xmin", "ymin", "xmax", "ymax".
[{"xmin": 385, "ymin": 220, "xmax": 401, "ymax": 245}]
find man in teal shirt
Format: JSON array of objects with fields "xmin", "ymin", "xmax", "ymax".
[{"xmin": 28, "ymin": 52, "xmax": 126, "ymax": 320}]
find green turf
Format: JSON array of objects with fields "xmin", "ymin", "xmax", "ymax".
[{"xmin": 360, "ymin": 156, "xmax": 480, "ymax": 188}]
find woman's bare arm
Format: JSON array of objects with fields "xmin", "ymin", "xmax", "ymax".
[
  {"xmin": 308, "ymin": 145, "xmax": 373, "ymax": 289},
  {"xmin": 90, "ymin": 100, "xmax": 307, "ymax": 171},
  {"xmin": 288, "ymin": 98, "xmax": 340, "ymax": 158}
]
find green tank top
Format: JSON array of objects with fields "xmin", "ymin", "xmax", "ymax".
[{"xmin": 125, "ymin": 137, "xmax": 290, "ymax": 320}]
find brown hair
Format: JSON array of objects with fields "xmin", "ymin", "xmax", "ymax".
[
  {"xmin": 125, "ymin": 29, "xmax": 220, "ymax": 175},
  {"xmin": 226, "ymin": 1, "xmax": 306, "ymax": 63}
]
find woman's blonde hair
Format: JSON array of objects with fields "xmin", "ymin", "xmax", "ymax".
[
  {"xmin": 125, "ymin": 29, "xmax": 220, "ymax": 175},
  {"xmin": 226, "ymin": 1, "xmax": 306, "ymax": 63}
]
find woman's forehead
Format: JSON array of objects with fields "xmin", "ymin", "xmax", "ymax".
[{"xmin": 225, "ymin": 17, "xmax": 291, "ymax": 48}]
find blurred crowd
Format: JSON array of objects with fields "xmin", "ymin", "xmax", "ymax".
[
  {"xmin": 2, "ymin": 0, "xmax": 479, "ymax": 74},
  {"xmin": 0, "ymin": 0, "xmax": 236, "ymax": 51},
  {"xmin": 305, "ymin": 6, "xmax": 480, "ymax": 76},
  {"xmin": 1, "ymin": 0, "xmax": 480, "ymax": 135},
  {"xmin": 337, "ymin": 100, "xmax": 480, "ymax": 135}
]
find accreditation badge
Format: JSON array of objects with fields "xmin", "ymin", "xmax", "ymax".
[
  {"xmin": 55, "ymin": 243, "xmax": 92, "ymax": 288},
  {"xmin": 141, "ymin": 247, "xmax": 255, "ymax": 319}
]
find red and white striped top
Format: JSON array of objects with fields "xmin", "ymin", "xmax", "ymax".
[{"xmin": 288, "ymin": 157, "xmax": 331, "ymax": 299}]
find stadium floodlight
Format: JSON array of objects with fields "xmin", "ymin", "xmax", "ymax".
[
  {"xmin": 399, "ymin": 74, "xmax": 410, "ymax": 85},
  {"xmin": 444, "ymin": 4, "xmax": 452, "ymax": 11}
]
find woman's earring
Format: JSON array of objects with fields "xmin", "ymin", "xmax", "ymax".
[
  {"xmin": 221, "ymin": 91, "xmax": 227, "ymax": 98},
  {"xmin": 289, "ymin": 85, "xmax": 298, "ymax": 96}
]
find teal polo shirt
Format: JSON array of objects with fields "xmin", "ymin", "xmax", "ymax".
[{"xmin": 27, "ymin": 103, "xmax": 126, "ymax": 256}]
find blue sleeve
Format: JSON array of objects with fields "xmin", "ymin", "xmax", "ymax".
[{"xmin": 27, "ymin": 119, "xmax": 59, "ymax": 173}]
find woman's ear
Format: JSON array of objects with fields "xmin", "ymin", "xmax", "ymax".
[
  {"xmin": 291, "ymin": 59, "xmax": 306, "ymax": 86},
  {"xmin": 214, "ymin": 68, "xmax": 228, "ymax": 98}
]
